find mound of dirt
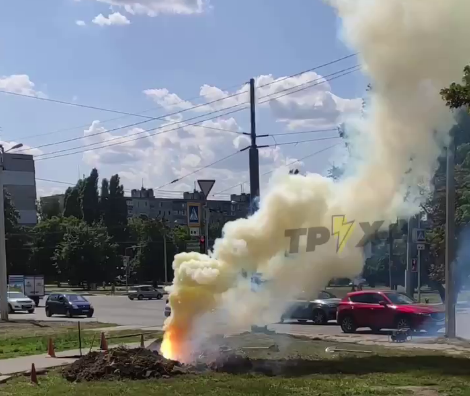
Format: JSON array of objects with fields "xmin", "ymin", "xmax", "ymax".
[{"xmin": 62, "ymin": 347, "xmax": 186, "ymax": 382}]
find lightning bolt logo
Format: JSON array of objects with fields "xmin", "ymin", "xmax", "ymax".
[{"xmin": 331, "ymin": 215, "xmax": 355, "ymax": 254}]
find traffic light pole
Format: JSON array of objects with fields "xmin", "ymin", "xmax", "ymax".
[{"xmin": 205, "ymin": 205, "xmax": 210, "ymax": 254}]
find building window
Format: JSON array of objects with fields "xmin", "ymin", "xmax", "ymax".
[
  {"xmin": 168, "ymin": 211, "xmax": 171, "ymax": 216},
  {"xmin": 182, "ymin": 203, "xmax": 185, "ymax": 208}
]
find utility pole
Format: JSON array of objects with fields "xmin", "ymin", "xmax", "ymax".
[
  {"xmin": 445, "ymin": 133, "xmax": 456, "ymax": 338},
  {"xmin": 249, "ymin": 78, "xmax": 260, "ymax": 215},
  {"xmin": 388, "ymin": 221, "xmax": 394, "ymax": 290},
  {"xmin": 163, "ymin": 232, "xmax": 168, "ymax": 284},
  {"xmin": 0, "ymin": 146, "xmax": 7, "ymax": 320},
  {"xmin": 417, "ymin": 216, "xmax": 422, "ymax": 303},
  {"xmin": 405, "ymin": 216, "xmax": 413, "ymax": 297}
]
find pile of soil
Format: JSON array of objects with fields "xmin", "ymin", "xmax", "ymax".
[{"xmin": 62, "ymin": 347, "xmax": 186, "ymax": 382}]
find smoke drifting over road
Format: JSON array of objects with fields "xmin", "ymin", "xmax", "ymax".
[{"xmin": 161, "ymin": 0, "xmax": 470, "ymax": 363}]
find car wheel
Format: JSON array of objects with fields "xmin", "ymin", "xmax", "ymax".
[
  {"xmin": 311, "ymin": 309, "xmax": 328, "ymax": 325},
  {"xmin": 156, "ymin": 294, "xmax": 163, "ymax": 300},
  {"xmin": 279, "ymin": 315, "xmax": 286, "ymax": 324},
  {"xmin": 45, "ymin": 308, "xmax": 52, "ymax": 317},
  {"xmin": 28, "ymin": 309, "xmax": 35, "ymax": 314},
  {"xmin": 137, "ymin": 295, "xmax": 144, "ymax": 301},
  {"xmin": 8, "ymin": 304, "xmax": 13, "ymax": 314},
  {"xmin": 128, "ymin": 296, "xmax": 134, "ymax": 300},
  {"xmin": 66, "ymin": 309, "xmax": 73, "ymax": 318},
  {"xmin": 87, "ymin": 312, "xmax": 93, "ymax": 318},
  {"xmin": 396, "ymin": 316, "xmax": 411, "ymax": 330},
  {"xmin": 340, "ymin": 315, "xmax": 357, "ymax": 333}
]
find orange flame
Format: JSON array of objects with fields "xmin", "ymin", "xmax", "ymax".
[{"xmin": 160, "ymin": 334, "xmax": 174, "ymax": 360}]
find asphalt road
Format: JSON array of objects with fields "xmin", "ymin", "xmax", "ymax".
[{"xmin": 9, "ymin": 295, "xmax": 470, "ymax": 340}]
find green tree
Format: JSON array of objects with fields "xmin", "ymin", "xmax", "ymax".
[
  {"xmin": 173, "ymin": 225, "xmax": 190, "ymax": 252},
  {"xmin": 106, "ymin": 175, "xmax": 128, "ymax": 240},
  {"xmin": 54, "ymin": 221, "xmax": 118, "ymax": 288},
  {"xmin": 29, "ymin": 216, "xmax": 80, "ymax": 281},
  {"xmin": 100, "ymin": 178, "xmax": 110, "ymax": 222},
  {"xmin": 4, "ymin": 189, "xmax": 32, "ymax": 274},
  {"xmin": 440, "ymin": 65, "xmax": 470, "ymax": 110},
  {"xmin": 424, "ymin": 108, "xmax": 470, "ymax": 301},
  {"xmin": 81, "ymin": 168, "xmax": 100, "ymax": 225},
  {"xmin": 38, "ymin": 198, "xmax": 61, "ymax": 221},
  {"xmin": 327, "ymin": 164, "xmax": 345, "ymax": 181},
  {"xmin": 63, "ymin": 186, "xmax": 82, "ymax": 219},
  {"xmin": 129, "ymin": 218, "xmax": 177, "ymax": 283}
]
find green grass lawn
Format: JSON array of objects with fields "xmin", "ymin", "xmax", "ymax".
[
  {"xmin": 4, "ymin": 333, "xmax": 470, "ymax": 395},
  {"xmin": 5, "ymin": 356, "xmax": 470, "ymax": 395},
  {"xmin": 0, "ymin": 321, "xmax": 162, "ymax": 359}
]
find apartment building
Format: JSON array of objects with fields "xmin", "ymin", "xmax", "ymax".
[{"xmin": 3, "ymin": 153, "xmax": 37, "ymax": 226}]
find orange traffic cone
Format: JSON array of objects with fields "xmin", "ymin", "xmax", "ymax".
[
  {"xmin": 47, "ymin": 338, "xmax": 56, "ymax": 358},
  {"xmin": 100, "ymin": 332, "xmax": 108, "ymax": 351},
  {"xmin": 30, "ymin": 363, "xmax": 38, "ymax": 385},
  {"xmin": 140, "ymin": 334, "xmax": 145, "ymax": 348}
]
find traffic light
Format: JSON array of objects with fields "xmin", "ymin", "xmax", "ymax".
[
  {"xmin": 199, "ymin": 236, "xmax": 206, "ymax": 254},
  {"xmin": 411, "ymin": 258, "xmax": 418, "ymax": 272}
]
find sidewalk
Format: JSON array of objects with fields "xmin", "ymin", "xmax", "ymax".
[{"xmin": 0, "ymin": 339, "xmax": 157, "ymax": 381}]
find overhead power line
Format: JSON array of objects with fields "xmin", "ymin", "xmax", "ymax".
[
  {"xmin": 35, "ymin": 64, "xmax": 359, "ymax": 161},
  {"xmin": 256, "ymin": 53, "xmax": 358, "ymax": 90},
  {"xmin": 265, "ymin": 128, "xmax": 338, "ymax": 137},
  {"xmin": 18, "ymin": 91, "xmax": 249, "ymax": 154},
  {"xmin": 13, "ymin": 53, "xmax": 358, "ymax": 147},
  {"xmin": 212, "ymin": 143, "xmax": 341, "ymax": 196},
  {"xmin": 35, "ymin": 177, "xmax": 226, "ymax": 196},
  {"xmin": 34, "ymin": 102, "xmax": 250, "ymax": 161},
  {"xmin": 156, "ymin": 150, "xmax": 244, "ymax": 190}
]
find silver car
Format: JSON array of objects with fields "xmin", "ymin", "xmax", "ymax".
[
  {"xmin": 127, "ymin": 285, "xmax": 164, "ymax": 301},
  {"xmin": 280, "ymin": 291, "xmax": 341, "ymax": 325}
]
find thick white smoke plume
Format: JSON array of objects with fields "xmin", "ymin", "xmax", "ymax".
[{"xmin": 161, "ymin": 0, "xmax": 470, "ymax": 363}]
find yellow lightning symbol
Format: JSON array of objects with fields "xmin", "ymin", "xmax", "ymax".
[{"xmin": 331, "ymin": 215, "xmax": 355, "ymax": 254}]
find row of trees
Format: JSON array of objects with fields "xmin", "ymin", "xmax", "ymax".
[{"xmin": 6, "ymin": 169, "xmax": 191, "ymax": 288}]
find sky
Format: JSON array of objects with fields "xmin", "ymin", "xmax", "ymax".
[{"xmin": 0, "ymin": 0, "xmax": 367, "ymax": 202}]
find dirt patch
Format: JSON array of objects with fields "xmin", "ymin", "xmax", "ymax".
[
  {"xmin": 397, "ymin": 386, "xmax": 441, "ymax": 396},
  {"xmin": 62, "ymin": 347, "xmax": 186, "ymax": 382}
]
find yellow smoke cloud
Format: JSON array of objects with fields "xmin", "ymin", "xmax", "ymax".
[{"xmin": 162, "ymin": 0, "xmax": 470, "ymax": 362}]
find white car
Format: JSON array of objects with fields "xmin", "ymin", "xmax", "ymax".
[{"xmin": 7, "ymin": 292, "xmax": 35, "ymax": 313}]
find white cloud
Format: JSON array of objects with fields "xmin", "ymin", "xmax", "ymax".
[
  {"xmin": 142, "ymin": 70, "xmax": 361, "ymax": 129},
  {"xmin": 76, "ymin": 20, "xmax": 86, "ymax": 26},
  {"xmin": 92, "ymin": 12, "xmax": 131, "ymax": 26},
  {"xmin": 0, "ymin": 139, "xmax": 43, "ymax": 157},
  {"xmin": 144, "ymin": 88, "xmax": 193, "ymax": 111},
  {"xmin": 79, "ymin": 115, "xmax": 287, "ymax": 198},
  {"xmin": 77, "ymin": 69, "xmax": 355, "ymax": 198},
  {"xmin": 0, "ymin": 75, "xmax": 46, "ymax": 98},
  {"xmin": 93, "ymin": 0, "xmax": 207, "ymax": 17}
]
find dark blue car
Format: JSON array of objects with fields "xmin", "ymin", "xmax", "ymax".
[{"xmin": 45, "ymin": 293, "xmax": 94, "ymax": 318}]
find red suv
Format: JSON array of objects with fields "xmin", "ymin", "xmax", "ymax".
[{"xmin": 337, "ymin": 291, "xmax": 445, "ymax": 334}]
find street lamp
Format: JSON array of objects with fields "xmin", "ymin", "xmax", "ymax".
[
  {"xmin": 5, "ymin": 143, "xmax": 23, "ymax": 153},
  {"xmin": 0, "ymin": 143, "xmax": 23, "ymax": 321}
]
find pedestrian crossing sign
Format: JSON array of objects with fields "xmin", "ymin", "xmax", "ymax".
[{"xmin": 187, "ymin": 203, "xmax": 201, "ymax": 227}]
